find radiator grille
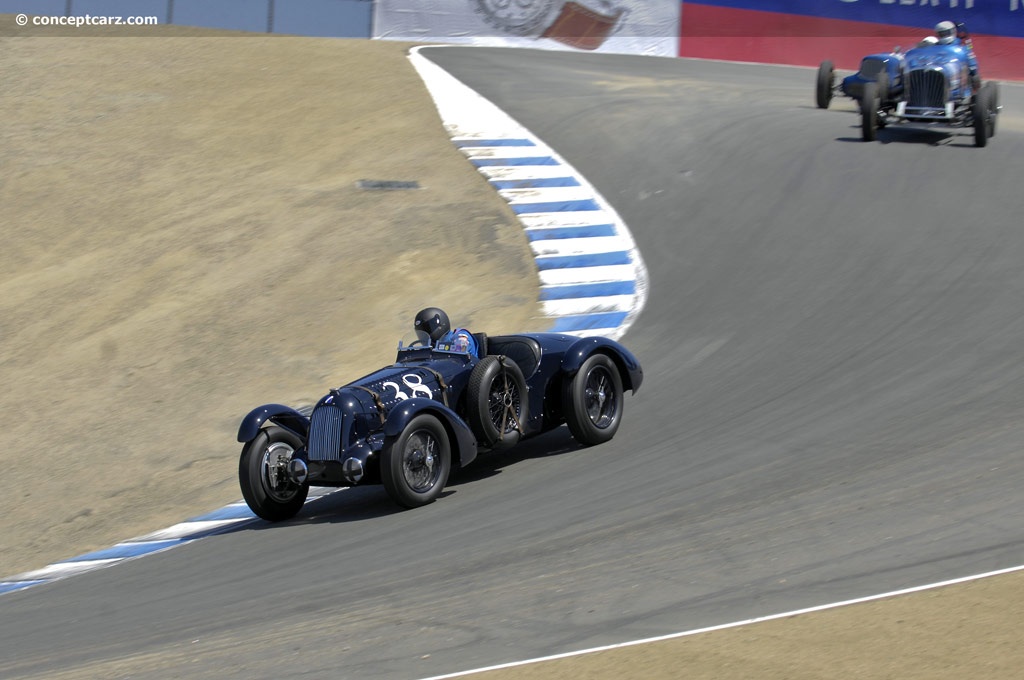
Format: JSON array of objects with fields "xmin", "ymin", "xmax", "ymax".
[
  {"xmin": 308, "ymin": 403, "xmax": 343, "ymax": 461},
  {"xmin": 906, "ymin": 69, "xmax": 947, "ymax": 109}
]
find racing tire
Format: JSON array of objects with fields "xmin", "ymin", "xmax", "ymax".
[
  {"xmin": 860, "ymin": 81, "xmax": 879, "ymax": 142},
  {"xmin": 563, "ymin": 353, "xmax": 624, "ymax": 447},
  {"xmin": 815, "ymin": 61, "xmax": 835, "ymax": 109},
  {"xmin": 466, "ymin": 355, "xmax": 528, "ymax": 450},
  {"xmin": 874, "ymin": 73, "xmax": 889, "ymax": 127},
  {"xmin": 381, "ymin": 414, "xmax": 451, "ymax": 508},
  {"xmin": 983, "ymin": 81, "xmax": 998, "ymax": 137},
  {"xmin": 239, "ymin": 426, "xmax": 309, "ymax": 522},
  {"xmin": 972, "ymin": 85, "xmax": 990, "ymax": 147}
]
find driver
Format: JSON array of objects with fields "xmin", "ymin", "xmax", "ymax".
[
  {"xmin": 413, "ymin": 307, "xmax": 480, "ymax": 357},
  {"xmin": 935, "ymin": 20, "xmax": 980, "ymax": 87}
]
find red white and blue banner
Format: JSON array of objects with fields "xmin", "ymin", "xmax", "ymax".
[
  {"xmin": 679, "ymin": 1, "xmax": 1024, "ymax": 80},
  {"xmin": 682, "ymin": 1, "xmax": 1024, "ymax": 38}
]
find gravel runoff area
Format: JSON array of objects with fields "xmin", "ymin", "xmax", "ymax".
[{"xmin": 1, "ymin": 19, "xmax": 1021, "ymax": 679}]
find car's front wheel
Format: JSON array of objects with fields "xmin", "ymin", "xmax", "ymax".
[
  {"xmin": 563, "ymin": 354, "xmax": 624, "ymax": 446},
  {"xmin": 239, "ymin": 426, "xmax": 309, "ymax": 521},
  {"xmin": 816, "ymin": 61, "xmax": 834, "ymax": 109},
  {"xmin": 860, "ymin": 81, "xmax": 879, "ymax": 142},
  {"xmin": 972, "ymin": 85, "xmax": 990, "ymax": 147},
  {"xmin": 874, "ymin": 73, "xmax": 889, "ymax": 128},
  {"xmin": 983, "ymin": 81, "xmax": 999, "ymax": 137},
  {"xmin": 381, "ymin": 414, "xmax": 451, "ymax": 508}
]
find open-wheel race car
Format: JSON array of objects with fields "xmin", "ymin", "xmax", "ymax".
[
  {"xmin": 816, "ymin": 23, "xmax": 1001, "ymax": 147},
  {"xmin": 236, "ymin": 308, "xmax": 643, "ymax": 520}
]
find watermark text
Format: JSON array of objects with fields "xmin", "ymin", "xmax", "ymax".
[{"xmin": 14, "ymin": 14, "xmax": 160, "ymax": 28}]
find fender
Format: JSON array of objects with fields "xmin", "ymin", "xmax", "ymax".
[
  {"xmin": 237, "ymin": 404, "xmax": 310, "ymax": 443},
  {"xmin": 562, "ymin": 337, "xmax": 644, "ymax": 394},
  {"xmin": 383, "ymin": 397, "xmax": 479, "ymax": 468}
]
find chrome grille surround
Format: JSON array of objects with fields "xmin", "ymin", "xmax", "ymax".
[{"xmin": 906, "ymin": 68, "xmax": 948, "ymax": 110}]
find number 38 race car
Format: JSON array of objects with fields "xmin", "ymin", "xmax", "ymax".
[
  {"xmin": 236, "ymin": 308, "xmax": 643, "ymax": 520},
  {"xmin": 815, "ymin": 21, "xmax": 1001, "ymax": 147}
]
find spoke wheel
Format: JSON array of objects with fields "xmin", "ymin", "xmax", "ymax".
[
  {"xmin": 583, "ymin": 363, "xmax": 618, "ymax": 428},
  {"xmin": 564, "ymin": 354, "xmax": 624, "ymax": 446},
  {"xmin": 382, "ymin": 414, "xmax": 451, "ymax": 508},
  {"xmin": 467, "ymin": 355, "xmax": 529, "ymax": 449}
]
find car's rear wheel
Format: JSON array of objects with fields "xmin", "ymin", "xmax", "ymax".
[
  {"xmin": 860, "ymin": 81, "xmax": 879, "ymax": 142},
  {"xmin": 467, "ymin": 355, "xmax": 528, "ymax": 449},
  {"xmin": 973, "ymin": 85, "xmax": 990, "ymax": 147},
  {"xmin": 381, "ymin": 414, "xmax": 451, "ymax": 508},
  {"xmin": 239, "ymin": 426, "xmax": 309, "ymax": 521},
  {"xmin": 815, "ymin": 61, "xmax": 834, "ymax": 109},
  {"xmin": 563, "ymin": 354, "xmax": 624, "ymax": 446}
]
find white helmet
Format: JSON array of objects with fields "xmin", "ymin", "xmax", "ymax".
[
  {"xmin": 917, "ymin": 35, "xmax": 939, "ymax": 48},
  {"xmin": 936, "ymin": 20, "xmax": 956, "ymax": 45}
]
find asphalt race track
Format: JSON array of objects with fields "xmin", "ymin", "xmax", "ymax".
[{"xmin": 2, "ymin": 48, "xmax": 1023, "ymax": 679}]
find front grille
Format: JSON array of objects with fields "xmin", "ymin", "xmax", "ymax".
[
  {"xmin": 906, "ymin": 69, "xmax": 947, "ymax": 109},
  {"xmin": 308, "ymin": 403, "xmax": 343, "ymax": 461}
]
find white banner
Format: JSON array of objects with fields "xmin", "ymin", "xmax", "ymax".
[{"xmin": 374, "ymin": 0, "xmax": 679, "ymax": 57}]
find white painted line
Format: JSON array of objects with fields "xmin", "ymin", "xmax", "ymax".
[
  {"xmin": 557, "ymin": 328, "xmax": 615, "ymax": 338},
  {"xmin": 10, "ymin": 559, "xmax": 124, "ymax": 582},
  {"xmin": 520, "ymin": 211, "xmax": 619, "ymax": 229},
  {"xmin": 499, "ymin": 186, "xmax": 598, "ymax": 204},
  {"xmin": 460, "ymin": 146, "xmax": 551, "ymax": 159},
  {"xmin": 478, "ymin": 165, "xmax": 582, "ymax": 181},
  {"xmin": 307, "ymin": 485, "xmax": 340, "ymax": 497},
  {"xmin": 539, "ymin": 265, "xmax": 637, "ymax": 286},
  {"xmin": 541, "ymin": 295, "xmax": 637, "ymax": 316},
  {"xmin": 417, "ymin": 564, "xmax": 1024, "ymax": 680},
  {"xmin": 0, "ymin": 489, "xmax": 351, "ymax": 594},
  {"xmin": 134, "ymin": 518, "xmax": 252, "ymax": 542},
  {"xmin": 529, "ymin": 236, "xmax": 636, "ymax": 258}
]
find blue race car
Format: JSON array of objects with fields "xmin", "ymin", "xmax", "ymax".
[
  {"xmin": 817, "ymin": 24, "xmax": 1000, "ymax": 147},
  {"xmin": 236, "ymin": 308, "xmax": 643, "ymax": 520}
]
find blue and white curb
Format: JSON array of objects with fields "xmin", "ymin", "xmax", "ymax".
[
  {"xmin": 0, "ymin": 487, "xmax": 339, "ymax": 595},
  {"xmin": 410, "ymin": 46, "xmax": 648, "ymax": 341}
]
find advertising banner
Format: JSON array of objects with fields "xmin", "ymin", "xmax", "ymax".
[
  {"xmin": 680, "ymin": 1, "xmax": 1024, "ymax": 80},
  {"xmin": 374, "ymin": 0, "xmax": 680, "ymax": 57},
  {"xmin": 681, "ymin": 1, "xmax": 1024, "ymax": 39}
]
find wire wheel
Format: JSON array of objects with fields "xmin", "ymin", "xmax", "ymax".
[
  {"xmin": 582, "ymin": 363, "xmax": 619, "ymax": 429},
  {"xmin": 382, "ymin": 414, "xmax": 451, "ymax": 508},
  {"xmin": 467, "ymin": 355, "xmax": 528, "ymax": 449},
  {"xmin": 488, "ymin": 367, "xmax": 523, "ymax": 438},
  {"xmin": 564, "ymin": 354, "xmax": 624, "ymax": 446},
  {"xmin": 400, "ymin": 427, "xmax": 444, "ymax": 493}
]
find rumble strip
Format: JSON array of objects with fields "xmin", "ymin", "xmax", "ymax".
[
  {"xmin": 0, "ymin": 488, "xmax": 340, "ymax": 595},
  {"xmin": 409, "ymin": 46, "xmax": 648, "ymax": 342}
]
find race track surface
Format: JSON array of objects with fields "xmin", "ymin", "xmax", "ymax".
[{"xmin": 2, "ymin": 47, "xmax": 1023, "ymax": 679}]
